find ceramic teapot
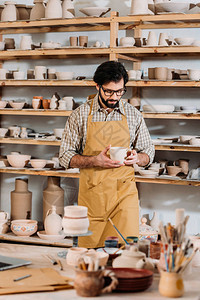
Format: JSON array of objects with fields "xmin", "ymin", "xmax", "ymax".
[{"xmin": 112, "ymin": 246, "xmax": 154, "ymax": 270}]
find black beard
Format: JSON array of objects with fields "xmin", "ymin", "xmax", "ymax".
[{"xmin": 99, "ymin": 90, "xmax": 120, "ymax": 109}]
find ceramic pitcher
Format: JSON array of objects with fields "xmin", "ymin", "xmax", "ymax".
[
  {"xmin": 44, "ymin": 205, "xmax": 62, "ymax": 235},
  {"xmin": 1, "ymin": 1, "xmax": 17, "ymax": 22},
  {"xmin": 130, "ymin": 0, "xmax": 148, "ymax": 15},
  {"xmin": 45, "ymin": 0, "xmax": 62, "ymax": 19},
  {"xmin": 62, "ymin": 0, "xmax": 75, "ymax": 18}
]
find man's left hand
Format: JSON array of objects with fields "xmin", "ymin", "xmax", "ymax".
[{"xmin": 124, "ymin": 149, "xmax": 139, "ymax": 166}]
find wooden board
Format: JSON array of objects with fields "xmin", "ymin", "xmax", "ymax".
[
  {"xmin": 0, "ymin": 138, "xmax": 60, "ymax": 146},
  {"xmin": 142, "ymin": 112, "xmax": 200, "ymax": 119},
  {"xmin": 0, "ymin": 109, "xmax": 71, "ymax": 116},
  {"xmin": 0, "ymin": 80, "xmax": 95, "ymax": 87},
  {"xmin": 0, "ymin": 232, "xmax": 73, "ymax": 247}
]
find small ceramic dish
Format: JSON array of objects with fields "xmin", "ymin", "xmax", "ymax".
[
  {"xmin": 11, "ymin": 219, "xmax": 38, "ymax": 236},
  {"xmin": 9, "ymin": 101, "xmax": 25, "ymax": 109},
  {"xmin": 30, "ymin": 159, "xmax": 47, "ymax": 169},
  {"xmin": 37, "ymin": 230, "xmax": 66, "ymax": 240},
  {"xmin": 7, "ymin": 154, "xmax": 31, "ymax": 168}
]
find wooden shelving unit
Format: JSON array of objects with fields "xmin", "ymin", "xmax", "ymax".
[
  {"xmin": 155, "ymin": 144, "xmax": 200, "ymax": 152},
  {"xmin": 0, "ymin": 138, "xmax": 60, "ymax": 146},
  {"xmin": 142, "ymin": 113, "xmax": 200, "ymax": 120},
  {"xmin": 0, "ymin": 109, "xmax": 70, "ymax": 116}
]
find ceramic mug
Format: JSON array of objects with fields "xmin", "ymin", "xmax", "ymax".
[
  {"xmin": 79, "ymin": 36, "xmax": 88, "ymax": 47},
  {"xmin": 34, "ymin": 66, "xmax": 46, "ymax": 80},
  {"xmin": 70, "ymin": 36, "xmax": 78, "ymax": 47},
  {"xmin": 13, "ymin": 71, "xmax": 25, "ymax": 80},
  {"xmin": 155, "ymin": 67, "xmax": 168, "ymax": 80},
  {"xmin": 110, "ymin": 147, "xmax": 130, "ymax": 164}
]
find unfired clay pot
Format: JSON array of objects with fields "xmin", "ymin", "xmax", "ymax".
[
  {"xmin": 43, "ymin": 177, "xmax": 64, "ymax": 221},
  {"xmin": 1, "ymin": 1, "xmax": 17, "ymax": 22},
  {"xmin": 11, "ymin": 178, "xmax": 32, "ymax": 220}
]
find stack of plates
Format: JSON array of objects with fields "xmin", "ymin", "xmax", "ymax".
[{"xmin": 106, "ymin": 268, "xmax": 153, "ymax": 292}]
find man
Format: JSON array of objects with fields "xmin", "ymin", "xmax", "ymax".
[{"xmin": 59, "ymin": 61, "xmax": 155, "ymax": 248}]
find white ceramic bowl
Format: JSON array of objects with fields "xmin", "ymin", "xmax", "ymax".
[
  {"xmin": 67, "ymin": 247, "xmax": 88, "ymax": 266},
  {"xmin": 139, "ymin": 169, "xmax": 158, "ymax": 178},
  {"xmin": 142, "ymin": 104, "xmax": 175, "ymax": 113},
  {"xmin": 54, "ymin": 128, "xmax": 64, "ymax": 139},
  {"xmin": 11, "ymin": 219, "xmax": 38, "ymax": 236},
  {"xmin": 30, "ymin": 159, "xmax": 47, "ymax": 169},
  {"xmin": 155, "ymin": 2, "xmax": 190, "ymax": 14},
  {"xmin": 64, "ymin": 205, "xmax": 88, "ymax": 218},
  {"xmin": 7, "ymin": 154, "xmax": 31, "ymax": 168},
  {"xmin": 0, "ymin": 101, "xmax": 7, "ymax": 109},
  {"xmin": 79, "ymin": 7, "xmax": 110, "ymax": 17},
  {"xmin": 174, "ymin": 38, "xmax": 195, "ymax": 46},
  {"xmin": 120, "ymin": 37, "xmax": 135, "ymax": 47},
  {"xmin": 9, "ymin": 101, "xmax": 25, "ymax": 109},
  {"xmin": 56, "ymin": 71, "xmax": 74, "ymax": 80},
  {"xmin": 189, "ymin": 137, "xmax": 200, "ymax": 146},
  {"xmin": 0, "ymin": 128, "xmax": 8, "ymax": 138}
]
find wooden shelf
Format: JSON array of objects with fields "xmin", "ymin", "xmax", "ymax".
[
  {"xmin": 127, "ymin": 80, "xmax": 200, "ymax": 88},
  {"xmin": 0, "ymin": 167, "xmax": 199, "ymax": 186},
  {"xmin": 0, "ymin": 109, "xmax": 71, "ymax": 116},
  {"xmin": 0, "ymin": 138, "xmax": 60, "ymax": 146},
  {"xmin": 155, "ymin": 144, "xmax": 200, "ymax": 152},
  {"xmin": 0, "ymin": 80, "xmax": 95, "ymax": 87},
  {"xmin": 142, "ymin": 113, "xmax": 200, "ymax": 120}
]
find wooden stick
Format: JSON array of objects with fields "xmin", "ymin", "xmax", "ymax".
[{"xmin": 108, "ymin": 218, "xmax": 129, "ymax": 245}]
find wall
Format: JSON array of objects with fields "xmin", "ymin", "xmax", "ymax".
[{"xmin": 0, "ymin": 0, "xmax": 199, "ymax": 234}]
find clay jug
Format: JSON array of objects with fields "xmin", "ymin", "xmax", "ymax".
[
  {"xmin": 44, "ymin": 205, "xmax": 62, "ymax": 235},
  {"xmin": 43, "ymin": 177, "xmax": 64, "ymax": 221},
  {"xmin": 45, "ymin": 0, "xmax": 62, "ymax": 19},
  {"xmin": 62, "ymin": 0, "xmax": 75, "ymax": 18},
  {"xmin": 11, "ymin": 178, "xmax": 32, "ymax": 220},
  {"xmin": 1, "ymin": 1, "xmax": 17, "ymax": 22},
  {"xmin": 30, "ymin": 0, "xmax": 45, "ymax": 20}
]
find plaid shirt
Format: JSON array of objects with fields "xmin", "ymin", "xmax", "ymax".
[{"xmin": 59, "ymin": 94, "xmax": 155, "ymax": 168}]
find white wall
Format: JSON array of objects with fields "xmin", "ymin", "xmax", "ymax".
[{"xmin": 0, "ymin": 0, "xmax": 199, "ymax": 234}]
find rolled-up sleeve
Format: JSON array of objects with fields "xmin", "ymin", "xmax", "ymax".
[
  {"xmin": 133, "ymin": 115, "xmax": 155, "ymax": 166},
  {"xmin": 59, "ymin": 111, "xmax": 82, "ymax": 169}
]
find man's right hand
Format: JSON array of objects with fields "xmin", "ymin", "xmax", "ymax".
[{"xmin": 95, "ymin": 145, "xmax": 124, "ymax": 168}]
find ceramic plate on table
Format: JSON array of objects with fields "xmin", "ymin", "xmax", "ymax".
[{"xmin": 37, "ymin": 231, "xmax": 66, "ymax": 241}]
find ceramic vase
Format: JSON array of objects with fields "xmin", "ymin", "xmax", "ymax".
[
  {"xmin": 30, "ymin": 0, "xmax": 45, "ymax": 20},
  {"xmin": 62, "ymin": 0, "xmax": 75, "ymax": 18},
  {"xmin": 43, "ymin": 177, "xmax": 64, "ymax": 221},
  {"xmin": 20, "ymin": 36, "xmax": 32, "ymax": 50},
  {"xmin": 11, "ymin": 178, "xmax": 32, "ymax": 220},
  {"xmin": 1, "ymin": 1, "xmax": 17, "ymax": 22},
  {"xmin": 159, "ymin": 271, "xmax": 184, "ymax": 298},
  {"xmin": 16, "ymin": 4, "xmax": 29, "ymax": 20},
  {"xmin": 45, "ymin": 0, "xmax": 62, "ymax": 19},
  {"xmin": 44, "ymin": 205, "xmax": 62, "ymax": 235}
]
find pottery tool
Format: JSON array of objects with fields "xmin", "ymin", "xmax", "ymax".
[
  {"xmin": 43, "ymin": 254, "xmax": 58, "ymax": 265},
  {"xmin": 177, "ymin": 248, "xmax": 198, "ymax": 274},
  {"xmin": 57, "ymin": 259, "xmax": 63, "ymax": 271},
  {"xmin": 113, "ymin": 245, "xmax": 125, "ymax": 255},
  {"xmin": 13, "ymin": 274, "xmax": 32, "ymax": 282},
  {"xmin": 108, "ymin": 218, "xmax": 129, "ymax": 245},
  {"xmin": 78, "ymin": 257, "xmax": 87, "ymax": 271}
]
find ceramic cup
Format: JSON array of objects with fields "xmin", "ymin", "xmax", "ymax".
[
  {"xmin": 166, "ymin": 165, "xmax": 182, "ymax": 176},
  {"xmin": 128, "ymin": 70, "xmax": 137, "ymax": 80},
  {"xmin": 63, "ymin": 96, "xmax": 73, "ymax": 110},
  {"xmin": 4, "ymin": 38, "xmax": 15, "ymax": 50},
  {"xmin": 13, "ymin": 71, "xmax": 25, "ymax": 80},
  {"xmin": 148, "ymin": 68, "xmax": 155, "ymax": 79},
  {"xmin": 159, "ymin": 271, "xmax": 184, "ymax": 298},
  {"xmin": 147, "ymin": 31, "xmax": 157, "ymax": 46},
  {"xmin": 0, "ymin": 69, "xmax": 7, "ymax": 80},
  {"xmin": 32, "ymin": 98, "xmax": 41, "ymax": 109},
  {"xmin": 34, "ymin": 66, "xmax": 46, "ymax": 80},
  {"xmin": 27, "ymin": 69, "xmax": 35, "ymax": 79},
  {"xmin": 79, "ymin": 36, "xmax": 88, "ymax": 47},
  {"xmin": 70, "ymin": 36, "xmax": 78, "ymax": 47},
  {"xmin": 110, "ymin": 147, "xmax": 129, "ymax": 164},
  {"xmin": 155, "ymin": 67, "xmax": 168, "ymax": 81},
  {"xmin": 158, "ymin": 32, "xmax": 169, "ymax": 46},
  {"xmin": 130, "ymin": 0, "xmax": 148, "ymax": 15},
  {"xmin": 178, "ymin": 159, "xmax": 189, "ymax": 175}
]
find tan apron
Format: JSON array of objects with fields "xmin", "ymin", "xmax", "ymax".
[{"xmin": 78, "ymin": 99, "xmax": 139, "ymax": 248}]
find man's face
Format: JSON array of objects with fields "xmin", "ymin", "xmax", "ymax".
[{"xmin": 97, "ymin": 78, "xmax": 125, "ymax": 109}]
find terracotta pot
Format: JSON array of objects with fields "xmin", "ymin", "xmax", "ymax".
[
  {"xmin": 11, "ymin": 178, "xmax": 32, "ymax": 220},
  {"xmin": 30, "ymin": 0, "xmax": 45, "ymax": 20},
  {"xmin": 42, "ymin": 99, "xmax": 50, "ymax": 109},
  {"xmin": 159, "ymin": 271, "xmax": 184, "ymax": 298},
  {"xmin": 43, "ymin": 177, "xmax": 64, "ymax": 221}
]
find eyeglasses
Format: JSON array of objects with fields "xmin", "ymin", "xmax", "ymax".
[{"xmin": 100, "ymin": 85, "xmax": 126, "ymax": 97}]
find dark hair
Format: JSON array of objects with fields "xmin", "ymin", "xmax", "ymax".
[{"xmin": 93, "ymin": 61, "xmax": 128, "ymax": 86}]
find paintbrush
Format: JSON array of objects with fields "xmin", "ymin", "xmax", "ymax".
[
  {"xmin": 108, "ymin": 218, "xmax": 129, "ymax": 245},
  {"xmin": 113, "ymin": 244, "xmax": 125, "ymax": 255}
]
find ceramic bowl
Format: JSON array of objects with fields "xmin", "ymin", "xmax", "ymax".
[
  {"xmin": 142, "ymin": 104, "xmax": 175, "ymax": 113},
  {"xmin": 189, "ymin": 137, "xmax": 200, "ymax": 146},
  {"xmin": 79, "ymin": 7, "xmax": 110, "ymax": 17},
  {"xmin": 56, "ymin": 71, "xmax": 74, "ymax": 80},
  {"xmin": 166, "ymin": 166, "xmax": 182, "ymax": 176},
  {"xmin": 64, "ymin": 205, "xmax": 88, "ymax": 218},
  {"xmin": 67, "ymin": 247, "xmax": 88, "ymax": 266},
  {"xmin": 7, "ymin": 154, "xmax": 31, "ymax": 168},
  {"xmin": 174, "ymin": 38, "xmax": 195, "ymax": 46},
  {"xmin": 120, "ymin": 37, "xmax": 135, "ymax": 47},
  {"xmin": 11, "ymin": 219, "xmax": 38, "ymax": 236},
  {"xmin": 9, "ymin": 101, "xmax": 25, "ymax": 109},
  {"xmin": 139, "ymin": 169, "xmax": 158, "ymax": 178},
  {"xmin": 54, "ymin": 128, "xmax": 64, "ymax": 139},
  {"xmin": 179, "ymin": 135, "xmax": 195, "ymax": 144},
  {"xmin": 30, "ymin": 159, "xmax": 47, "ymax": 169},
  {"xmin": 0, "ymin": 101, "xmax": 8, "ymax": 109},
  {"xmin": 155, "ymin": 2, "xmax": 190, "ymax": 14},
  {"xmin": 84, "ymin": 250, "xmax": 109, "ymax": 267},
  {"xmin": 0, "ymin": 128, "xmax": 8, "ymax": 138}
]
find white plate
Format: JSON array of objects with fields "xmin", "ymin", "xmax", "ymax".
[
  {"xmin": 37, "ymin": 231, "xmax": 66, "ymax": 241},
  {"xmin": 159, "ymin": 175, "xmax": 181, "ymax": 180},
  {"xmin": 96, "ymin": 247, "xmax": 123, "ymax": 255}
]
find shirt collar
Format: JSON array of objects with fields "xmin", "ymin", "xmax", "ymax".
[{"xmin": 88, "ymin": 93, "xmax": 126, "ymax": 116}]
